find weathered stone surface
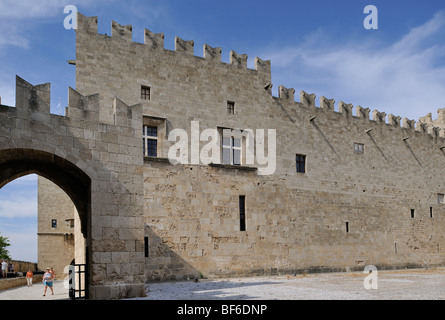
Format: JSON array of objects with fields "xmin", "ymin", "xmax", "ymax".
[{"xmin": 3, "ymin": 12, "xmax": 444, "ymax": 300}]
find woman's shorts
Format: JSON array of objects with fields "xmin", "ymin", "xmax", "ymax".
[{"xmin": 44, "ymin": 281, "xmax": 53, "ymax": 287}]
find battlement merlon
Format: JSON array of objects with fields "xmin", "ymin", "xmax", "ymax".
[
  {"xmin": 15, "ymin": 75, "xmax": 51, "ymax": 122},
  {"xmin": 320, "ymin": 96, "xmax": 335, "ymax": 111},
  {"xmin": 145, "ymin": 29, "xmax": 164, "ymax": 50},
  {"xmin": 300, "ymin": 91, "xmax": 316, "ymax": 108},
  {"xmin": 339, "ymin": 101, "xmax": 353, "ymax": 117},
  {"xmin": 67, "ymin": 87, "xmax": 99, "ymax": 122},
  {"xmin": 76, "ymin": 12, "xmax": 98, "ymax": 34},
  {"xmin": 278, "ymin": 85, "xmax": 295, "ymax": 103},
  {"xmin": 388, "ymin": 114, "xmax": 401, "ymax": 127},
  {"xmin": 113, "ymin": 97, "xmax": 143, "ymax": 130},
  {"xmin": 112, "ymin": 21, "xmax": 133, "ymax": 41},
  {"xmin": 230, "ymin": 50, "xmax": 248, "ymax": 69},
  {"xmin": 204, "ymin": 44, "xmax": 222, "ymax": 62},
  {"xmin": 175, "ymin": 37, "xmax": 194, "ymax": 55}
]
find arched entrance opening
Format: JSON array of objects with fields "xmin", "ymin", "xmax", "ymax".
[{"xmin": 0, "ymin": 148, "xmax": 91, "ymax": 298}]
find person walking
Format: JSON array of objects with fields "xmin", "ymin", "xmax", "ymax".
[
  {"xmin": 50, "ymin": 267, "xmax": 56, "ymax": 281},
  {"xmin": 1, "ymin": 260, "xmax": 7, "ymax": 278},
  {"xmin": 26, "ymin": 269, "xmax": 33, "ymax": 287},
  {"xmin": 8, "ymin": 262, "xmax": 14, "ymax": 275},
  {"xmin": 42, "ymin": 267, "xmax": 54, "ymax": 296}
]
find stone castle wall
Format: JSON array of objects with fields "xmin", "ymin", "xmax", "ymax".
[{"xmin": 37, "ymin": 12, "xmax": 445, "ymax": 284}]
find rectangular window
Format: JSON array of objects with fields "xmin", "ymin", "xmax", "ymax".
[
  {"xmin": 144, "ymin": 236, "xmax": 149, "ymax": 258},
  {"xmin": 141, "ymin": 86, "xmax": 151, "ymax": 100},
  {"xmin": 438, "ymin": 194, "xmax": 444, "ymax": 204},
  {"xmin": 430, "ymin": 207, "xmax": 433, "ymax": 218},
  {"xmin": 227, "ymin": 101, "xmax": 235, "ymax": 114},
  {"xmin": 51, "ymin": 219, "xmax": 57, "ymax": 228},
  {"xmin": 239, "ymin": 195, "xmax": 246, "ymax": 231},
  {"xmin": 411, "ymin": 209, "xmax": 415, "ymax": 219},
  {"xmin": 222, "ymin": 136, "xmax": 241, "ymax": 165},
  {"xmin": 354, "ymin": 143, "xmax": 364, "ymax": 154},
  {"xmin": 345, "ymin": 222, "xmax": 349, "ymax": 233},
  {"xmin": 143, "ymin": 126, "xmax": 158, "ymax": 157},
  {"xmin": 296, "ymin": 154, "xmax": 306, "ymax": 173}
]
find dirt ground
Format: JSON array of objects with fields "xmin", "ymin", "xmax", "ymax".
[{"xmin": 136, "ymin": 267, "xmax": 445, "ymax": 300}]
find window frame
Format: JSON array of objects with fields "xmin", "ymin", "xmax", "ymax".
[
  {"xmin": 227, "ymin": 101, "xmax": 235, "ymax": 115},
  {"xmin": 222, "ymin": 136, "xmax": 242, "ymax": 166},
  {"xmin": 141, "ymin": 85, "xmax": 151, "ymax": 101},
  {"xmin": 354, "ymin": 142, "xmax": 364, "ymax": 154},
  {"xmin": 296, "ymin": 154, "xmax": 306, "ymax": 173},
  {"xmin": 143, "ymin": 125, "xmax": 158, "ymax": 157}
]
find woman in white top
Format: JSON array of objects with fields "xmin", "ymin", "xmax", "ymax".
[{"xmin": 42, "ymin": 267, "xmax": 54, "ymax": 296}]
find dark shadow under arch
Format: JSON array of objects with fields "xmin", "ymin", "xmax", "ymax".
[{"xmin": 0, "ymin": 148, "xmax": 91, "ymax": 237}]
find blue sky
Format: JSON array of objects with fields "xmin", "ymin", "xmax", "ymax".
[{"xmin": 0, "ymin": 0, "xmax": 444, "ymax": 262}]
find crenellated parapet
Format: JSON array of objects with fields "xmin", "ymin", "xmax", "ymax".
[
  {"xmin": 75, "ymin": 12, "xmax": 271, "ymax": 84},
  {"xmin": 11, "ymin": 75, "xmax": 142, "ymax": 134},
  {"xmin": 273, "ymin": 84, "xmax": 445, "ymax": 141},
  {"xmin": 73, "ymin": 12, "xmax": 445, "ymax": 142}
]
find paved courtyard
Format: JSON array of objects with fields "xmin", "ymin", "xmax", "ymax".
[
  {"xmin": 0, "ymin": 268, "xmax": 444, "ymax": 300},
  {"xmin": 138, "ymin": 267, "xmax": 445, "ymax": 300},
  {"xmin": 0, "ymin": 280, "xmax": 68, "ymax": 300}
]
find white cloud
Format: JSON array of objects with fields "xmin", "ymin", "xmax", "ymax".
[
  {"xmin": 262, "ymin": 11, "xmax": 445, "ymax": 122},
  {"xmin": 0, "ymin": 0, "xmax": 108, "ymax": 19},
  {"xmin": 6, "ymin": 228, "xmax": 38, "ymax": 263},
  {"xmin": 0, "ymin": 175, "xmax": 37, "ymax": 218},
  {"xmin": 0, "ymin": 196, "xmax": 37, "ymax": 219}
]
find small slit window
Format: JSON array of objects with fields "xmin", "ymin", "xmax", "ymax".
[
  {"xmin": 239, "ymin": 195, "xmax": 246, "ymax": 231},
  {"xmin": 296, "ymin": 154, "xmax": 306, "ymax": 173},
  {"xmin": 144, "ymin": 236, "xmax": 149, "ymax": 257},
  {"xmin": 141, "ymin": 86, "xmax": 151, "ymax": 100},
  {"xmin": 227, "ymin": 101, "xmax": 235, "ymax": 114},
  {"xmin": 354, "ymin": 143, "xmax": 364, "ymax": 154}
]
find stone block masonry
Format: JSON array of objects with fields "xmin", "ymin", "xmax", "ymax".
[{"xmin": 12, "ymin": 11, "xmax": 444, "ymax": 298}]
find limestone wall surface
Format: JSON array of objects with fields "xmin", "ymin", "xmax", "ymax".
[{"xmin": 41, "ymin": 12, "xmax": 445, "ymax": 284}]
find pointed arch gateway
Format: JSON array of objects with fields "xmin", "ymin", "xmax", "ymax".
[
  {"xmin": 0, "ymin": 75, "xmax": 146, "ymax": 299},
  {"xmin": 0, "ymin": 148, "xmax": 91, "ymax": 237}
]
